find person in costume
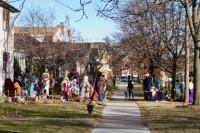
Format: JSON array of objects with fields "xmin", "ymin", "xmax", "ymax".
[
  {"xmin": 33, "ymin": 78, "xmax": 39, "ymax": 96},
  {"xmin": 80, "ymin": 75, "xmax": 90, "ymax": 102},
  {"xmin": 14, "ymin": 75, "xmax": 22, "ymax": 96},
  {"xmin": 42, "ymin": 73, "xmax": 50, "ymax": 97},
  {"xmin": 70, "ymin": 79, "xmax": 79, "ymax": 95},
  {"xmin": 89, "ymin": 82, "xmax": 94, "ymax": 100},
  {"xmin": 30, "ymin": 73, "xmax": 36, "ymax": 96},
  {"xmin": 74, "ymin": 72, "xmax": 80, "ymax": 86},
  {"xmin": 189, "ymin": 78, "xmax": 194, "ymax": 103},
  {"xmin": 61, "ymin": 76, "xmax": 70, "ymax": 101},
  {"xmin": 4, "ymin": 78, "xmax": 14, "ymax": 97}
]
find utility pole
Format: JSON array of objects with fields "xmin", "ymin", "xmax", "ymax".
[{"xmin": 65, "ymin": 15, "xmax": 71, "ymax": 42}]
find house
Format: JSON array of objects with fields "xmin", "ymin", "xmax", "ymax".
[
  {"xmin": 0, "ymin": 0, "xmax": 19, "ymax": 94},
  {"xmin": 56, "ymin": 41, "xmax": 112, "ymax": 79},
  {"xmin": 14, "ymin": 23, "xmax": 65, "ymax": 42},
  {"xmin": 14, "ymin": 28, "xmax": 110, "ymax": 77},
  {"xmin": 14, "ymin": 23, "xmax": 65, "ymax": 73}
]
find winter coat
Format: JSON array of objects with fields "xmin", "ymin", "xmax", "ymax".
[
  {"xmin": 97, "ymin": 76, "xmax": 105, "ymax": 94},
  {"xmin": 143, "ymin": 76, "xmax": 153, "ymax": 90},
  {"xmin": 127, "ymin": 81, "xmax": 134, "ymax": 91}
]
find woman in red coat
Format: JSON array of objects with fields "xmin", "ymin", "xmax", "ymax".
[{"xmin": 97, "ymin": 76, "xmax": 105, "ymax": 101}]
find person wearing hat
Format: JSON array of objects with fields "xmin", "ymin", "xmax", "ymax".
[
  {"xmin": 143, "ymin": 72, "xmax": 153, "ymax": 101},
  {"xmin": 42, "ymin": 73, "xmax": 50, "ymax": 98}
]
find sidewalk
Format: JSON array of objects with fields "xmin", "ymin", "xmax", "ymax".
[{"xmin": 92, "ymin": 83, "xmax": 151, "ymax": 133}]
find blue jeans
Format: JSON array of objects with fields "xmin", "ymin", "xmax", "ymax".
[{"xmin": 98, "ymin": 94, "xmax": 104, "ymax": 101}]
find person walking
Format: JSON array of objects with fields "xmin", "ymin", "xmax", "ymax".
[
  {"xmin": 112, "ymin": 75, "xmax": 116, "ymax": 87},
  {"xmin": 127, "ymin": 79, "xmax": 134, "ymax": 99},
  {"xmin": 97, "ymin": 76, "xmax": 105, "ymax": 102}
]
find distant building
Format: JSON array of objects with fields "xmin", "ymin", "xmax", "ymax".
[{"xmin": 14, "ymin": 23, "xmax": 65, "ymax": 42}]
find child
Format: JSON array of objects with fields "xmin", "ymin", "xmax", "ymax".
[{"xmin": 151, "ymin": 86, "xmax": 157, "ymax": 101}]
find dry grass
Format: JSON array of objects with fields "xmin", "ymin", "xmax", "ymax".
[{"xmin": 134, "ymin": 83, "xmax": 200, "ymax": 133}]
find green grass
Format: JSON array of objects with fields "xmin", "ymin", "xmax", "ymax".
[
  {"xmin": 0, "ymin": 120, "xmax": 96, "ymax": 133},
  {"xmin": 0, "ymin": 103, "xmax": 103, "ymax": 118},
  {"xmin": 0, "ymin": 102, "xmax": 104, "ymax": 133},
  {"xmin": 134, "ymin": 83, "xmax": 200, "ymax": 133},
  {"xmin": 0, "ymin": 84, "xmax": 119, "ymax": 133},
  {"xmin": 107, "ymin": 85, "xmax": 118, "ymax": 98}
]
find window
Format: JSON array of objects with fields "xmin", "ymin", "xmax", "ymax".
[
  {"xmin": 3, "ymin": 10, "xmax": 9, "ymax": 31},
  {"xmin": 3, "ymin": 52, "xmax": 9, "ymax": 72}
]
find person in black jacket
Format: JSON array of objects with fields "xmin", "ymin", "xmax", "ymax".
[
  {"xmin": 127, "ymin": 79, "xmax": 134, "ymax": 99},
  {"xmin": 143, "ymin": 72, "xmax": 153, "ymax": 101}
]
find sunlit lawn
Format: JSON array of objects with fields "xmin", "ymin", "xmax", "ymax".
[
  {"xmin": 0, "ymin": 102, "xmax": 104, "ymax": 133},
  {"xmin": 134, "ymin": 83, "xmax": 200, "ymax": 133},
  {"xmin": 0, "ymin": 83, "xmax": 120, "ymax": 133}
]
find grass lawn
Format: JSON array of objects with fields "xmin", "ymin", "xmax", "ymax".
[
  {"xmin": 0, "ymin": 102, "xmax": 104, "ymax": 133},
  {"xmin": 0, "ymin": 84, "xmax": 119, "ymax": 133},
  {"xmin": 134, "ymin": 83, "xmax": 200, "ymax": 133},
  {"xmin": 0, "ymin": 120, "xmax": 98, "ymax": 133}
]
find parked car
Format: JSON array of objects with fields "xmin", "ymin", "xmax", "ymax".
[
  {"xmin": 120, "ymin": 77, "xmax": 129, "ymax": 82},
  {"xmin": 120, "ymin": 77, "xmax": 138, "ymax": 82},
  {"xmin": 133, "ymin": 77, "xmax": 138, "ymax": 82}
]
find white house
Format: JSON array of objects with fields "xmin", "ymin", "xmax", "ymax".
[{"xmin": 0, "ymin": 1, "xmax": 19, "ymax": 94}]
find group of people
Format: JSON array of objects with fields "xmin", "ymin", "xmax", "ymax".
[
  {"xmin": 143, "ymin": 71, "xmax": 175, "ymax": 101},
  {"xmin": 142, "ymin": 71, "xmax": 194, "ymax": 103},
  {"xmin": 60, "ymin": 71, "xmax": 107, "ymax": 103},
  {"xmin": 143, "ymin": 71, "xmax": 169, "ymax": 101},
  {"xmin": 4, "ymin": 71, "xmax": 51, "ymax": 99},
  {"xmin": 4, "ymin": 71, "xmax": 29, "ymax": 97}
]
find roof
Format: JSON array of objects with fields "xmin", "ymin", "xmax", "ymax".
[
  {"xmin": 14, "ymin": 24, "xmax": 64, "ymax": 36},
  {"xmin": 0, "ymin": 0, "xmax": 20, "ymax": 13}
]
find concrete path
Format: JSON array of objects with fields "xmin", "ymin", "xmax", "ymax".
[{"xmin": 92, "ymin": 83, "xmax": 151, "ymax": 133}]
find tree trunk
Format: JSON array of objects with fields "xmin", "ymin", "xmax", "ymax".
[
  {"xmin": 194, "ymin": 41, "xmax": 200, "ymax": 105},
  {"xmin": 171, "ymin": 59, "xmax": 177, "ymax": 99},
  {"xmin": 184, "ymin": 17, "xmax": 189, "ymax": 104}
]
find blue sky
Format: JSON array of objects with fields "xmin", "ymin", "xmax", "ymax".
[{"xmin": 10, "ymin": 0, "xmax": 119, "ymax": 41}]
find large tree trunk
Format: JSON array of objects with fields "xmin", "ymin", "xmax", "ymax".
[
  {"xmin": 184, "ymin": 18, "xmax": 189, "ymax": 104},
  {"xmin": 171, "ymin": 59, "xmax": 177, "ymax": 99},
  {"xmin": 194, "ymin": 41, "xmax": 200, "ymax": 105}
]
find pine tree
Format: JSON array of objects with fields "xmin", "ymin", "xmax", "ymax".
[{"xmin": 14, "ymin": 58, "xmax": 21, "ymax": 78}]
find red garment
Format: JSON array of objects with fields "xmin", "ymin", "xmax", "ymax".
[
  {"xmin": 4, "ymin": 78, "xmax": 14, "ymax": 92},
  {"xmin": 63, "ymin": 83, "xmax": 69, "ymax": 99}
]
